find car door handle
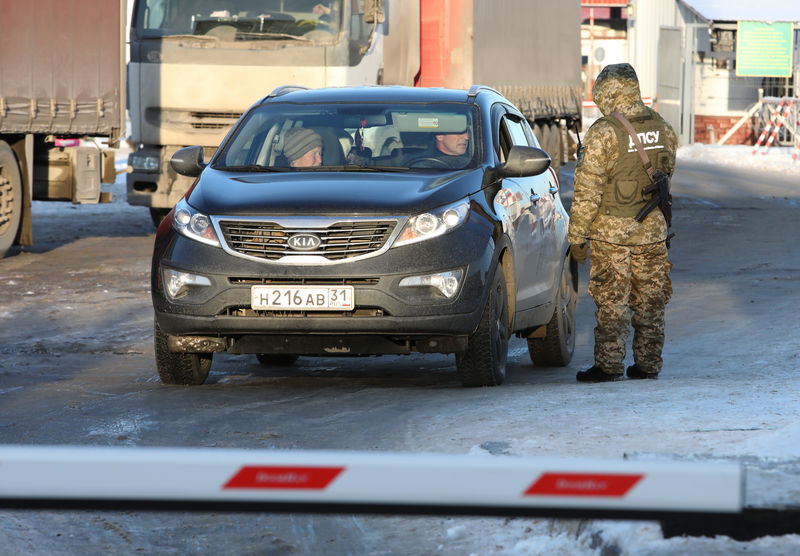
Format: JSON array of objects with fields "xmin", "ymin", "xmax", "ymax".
[
  {"xmin": 549, "ymin": 186, "xmax": 558, "ymax": 195},
  {"xmin": 530, "ymin": 193, "xmax": 541, "ymax": 204}
]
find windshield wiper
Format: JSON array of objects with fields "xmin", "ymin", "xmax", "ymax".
[
  {"xmin": 216, "ymin": 165, "xmax": 289, "ymax": 172},
  {"xmin": 237, "ymin": 32, "xmax": 310, "ymax": 42},
  {"xmin": 151, "ymin": 33, "xmax": 309, "ymax": 43},
  {"xmin": 155, "ymin": 34, "xmax": 219, "ymax": 42},
  {"xmin": 320, "ymin": 164, "xmax": 410, "ymax": 173}
]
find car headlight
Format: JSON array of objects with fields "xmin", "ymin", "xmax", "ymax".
[
  {"xmin": 172, "ymin": 198, "xmax": 221, "ymax": 247},
  {"xmin": 393, "ymin": 200, "xmax": 470, "ymax": 247},
  {"xmin": 128, "ymin": 152, "xmax": 160, "ymax": 172}
]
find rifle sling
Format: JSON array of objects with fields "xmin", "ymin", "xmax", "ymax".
[{"xmin": 610, "ymin": 111, "xmax": 655, "ymax": 181}]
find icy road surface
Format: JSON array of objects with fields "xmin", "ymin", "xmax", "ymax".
[{"xmin": 0, "ymin": 145, "xmax": 799, "ymax": 554}]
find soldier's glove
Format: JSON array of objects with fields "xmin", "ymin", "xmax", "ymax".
[{"xmin": 570, "ymin": 242, "xmax": 589, "ymax": 264}]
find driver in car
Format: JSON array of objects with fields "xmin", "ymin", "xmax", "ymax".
[{"xmin": 408, "ymin": 127, "xmax": 471, "ymax": 169}]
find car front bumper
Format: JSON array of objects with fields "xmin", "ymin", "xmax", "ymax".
[{"xmin": 152, "ymin": 216, "xmax": 500, "ymax": 354}]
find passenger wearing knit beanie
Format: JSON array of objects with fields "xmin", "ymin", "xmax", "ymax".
[{"xmin": 283, "ymin": 127, "xmax": 323, "ymax": 167}]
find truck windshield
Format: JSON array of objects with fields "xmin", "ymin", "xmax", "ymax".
[
  {"xmin": 133, "ymin": 0, "xmax": 343, "ymax": 40},
  {"xmin": 214, "ymin": 102, "xmax": 481, "ymax": 172}
]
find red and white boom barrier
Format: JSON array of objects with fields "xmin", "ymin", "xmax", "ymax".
[{"xmin": 0, "ymin": 445, "xmax": 742, "ymax": 516}]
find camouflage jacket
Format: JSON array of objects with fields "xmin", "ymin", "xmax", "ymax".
[{"xmin": 568, "ymin": 63, "xmax": 678, "ymax": 246}]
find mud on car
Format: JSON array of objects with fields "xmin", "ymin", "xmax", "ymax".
[{"xmin": 151, "ymin": 85, "xmax": 578, "ymax": 387}]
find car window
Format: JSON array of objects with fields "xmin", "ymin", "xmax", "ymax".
[
  {"xmin": 214, "ymin": 101, "xmax": 482, "ymax": 172},
  {"xmin": 521, "ymin": 118, "xmax": 539, "ymax": 148},
  {"xmin": 497, "ymin": 115, "xmax": 530, "ymax": 162}
]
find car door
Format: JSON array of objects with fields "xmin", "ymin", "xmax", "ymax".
[
  {"xmin": 494, "ymin": 108, "xmax": 548, "ymax": 310},
  {"xmin": 522, "ymin": 117, "xmax": 562, "ymax": 301}
]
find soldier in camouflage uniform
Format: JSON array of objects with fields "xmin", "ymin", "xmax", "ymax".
[{"xmin": 568, "ymin": 63, "xmax": 678, "ymax": 382}]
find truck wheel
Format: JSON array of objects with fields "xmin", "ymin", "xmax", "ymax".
[
  {"xmin": 456, "ymin": 265, "xmax": 509, "ymax": 387},
  {"xmin": 549, "ymin": 123, "xmax": 562, "ymax": 173},
  {"xmin": 150, "ymin": 208, "xmax": 170, "ymax": 227},
  {"xmin": 528, "ymin": 257, "xmax": 577, "ymax": 366},
  {"xmin": 533, "ymin": 123, "xmax": 544, "ymax": 147},
  {"xmin": 256, "ymin": 354, "xmax": 299, "ymax": 366},
  {"xmin": 154, "ymin": 322, "xmax": 212, "ymax": 385},
  {"xmin": 0, "ymin": 141, "xmax": 23, "ymax": 258}
]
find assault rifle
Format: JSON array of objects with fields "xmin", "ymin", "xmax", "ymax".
[
  {"xmin": 610, "ymin": 111, "xmax": 674, "ymax": 247},
  {"xmin": 636, "ymin": 170, "xmax": 672, "ymax": 226}
]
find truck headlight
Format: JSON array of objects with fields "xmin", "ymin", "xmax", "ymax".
[
  {"xmin": 128, "ymin": 152, "xmax": 160, "ymax": 172},
  {"xmin": 393, "ymin": 200, "xmax": 470, "ymax": 247},
  {"xmin": 172, "ymin": 198, "xmax": 221, "ymax": 247}
]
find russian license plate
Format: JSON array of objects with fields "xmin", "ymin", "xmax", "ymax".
[{"xmin": 251, "ymin": 285, "xmax": 354, "ymax": 311}]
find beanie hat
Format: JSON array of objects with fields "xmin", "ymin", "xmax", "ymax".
[{"xmin": 283, "ymin": 127, "xmax": 323, "ymax": 163}]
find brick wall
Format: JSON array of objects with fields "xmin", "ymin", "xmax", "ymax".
[{"xmin": 694, "ymin": 115, "xmax": 756, "ymax": 145}]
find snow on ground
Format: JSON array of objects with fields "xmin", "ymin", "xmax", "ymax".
[
  {"xmin": 18, "ymin": 140, "xmax": 800, "ymax": 555},
  {"xmin": 677, "ymin": 143, "xmax": 800, "ymax": 175}
]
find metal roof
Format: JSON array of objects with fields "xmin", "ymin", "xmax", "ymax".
[{"xmin": 681, "ymin": 0, "xmax": 800, "ymax": 22}]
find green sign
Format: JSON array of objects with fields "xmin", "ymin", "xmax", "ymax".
[{"xmin": 736, "ymin": 21, "xmax": 794, "ymax": 77}]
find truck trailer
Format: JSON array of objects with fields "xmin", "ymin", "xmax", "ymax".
[
  {"xmin": 126, "ymin": 0, "xmax": 582, "ymax": 225},
  {"xmin": 0, "ymin": 0, "xmax": 125, "ymax": 258}
]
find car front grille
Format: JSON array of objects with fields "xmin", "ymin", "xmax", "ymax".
[{"xmin": 218, "ymin": 219, "xmax": 399, "ymax": 261}]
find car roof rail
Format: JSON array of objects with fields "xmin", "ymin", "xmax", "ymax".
[
  {"xmin": 259, "ymin": 85, "xmax": 310, "ymax": 103},
  {"xmin": 467, "ymin": 85, "xmax": 501, "ymax": 102}
]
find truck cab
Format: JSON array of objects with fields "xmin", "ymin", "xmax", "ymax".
[{"xmin": 126, "ymin": 0, "xmax": 416, "ymax": 225}]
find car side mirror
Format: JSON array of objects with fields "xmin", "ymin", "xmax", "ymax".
[
  {"xmin": 501, "ymin": 146, "xmax": 550, "ymax": 177},
  {"xmin": 170, "ymin": 146, "xmax": 206, "ymax": 177}
]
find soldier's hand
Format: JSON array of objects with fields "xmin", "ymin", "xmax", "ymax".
[{"xmin": 570, "ymin": 242, "xmax": 589, "ymax": 264}]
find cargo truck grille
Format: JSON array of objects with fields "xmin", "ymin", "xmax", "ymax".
[
  {"xmin": 145, "ymin": 108, "xmax": 242, "ymax": 131},
  {"xmin": 189, "ymin": 111, "xmax": 242, "ymax": 130},
  {"xmin": 217, "ymin": 219, "xmax": 399, "ymax": 262}
]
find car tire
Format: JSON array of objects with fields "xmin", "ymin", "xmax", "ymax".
[
  {"xmin": 528, "ymin": 256, "xmax": 577, "ymax": 367},
  {"xmin": 256, "ymin": 354, "xmax": 299, "ymax": 366},
  {"xmin": 456, "ymin": 265, "xmax": 509, "ymax": 387},
  {"xmin": 154, "ymin": 322, "xmax": 212, "ymax": 385},
  {"xmin": 0, "ymin": 141, "xmax": 23, "ymax": 259}
]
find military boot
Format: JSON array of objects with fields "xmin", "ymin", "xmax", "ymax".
[
  {"xmin": 626, "ymin": 364, "xmax": 658, "ymax": 380},
  {"xmin": 576, "ymin": 365, "xmax": 623, "ymax": 383}
]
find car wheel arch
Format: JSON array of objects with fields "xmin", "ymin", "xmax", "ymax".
[{"xmin": 499, "ymin": 248, "xmax": 516, "ymax": 332}]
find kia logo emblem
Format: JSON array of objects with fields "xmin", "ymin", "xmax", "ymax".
[{"xmin": 287, "ymin": 233, "xmax": 321, "ymax": 251}]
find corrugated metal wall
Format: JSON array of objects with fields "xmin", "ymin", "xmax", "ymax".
[
  {"xmin": 0, "ymin": 0, "xmax": 124, "ymax": 136},
  {"xmin": 472, "ymin": 0, "xmax": 582, "ymax": 91}
]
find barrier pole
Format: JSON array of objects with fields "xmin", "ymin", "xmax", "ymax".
[
  {"xmin": 752, "ymin": 97, "xmax": 786, "ymax": 155},
  {"xmin": 760, "ymin": 101, "xmax": 794, "ymax": 155},
  {"xmin": 0, "ymin": 445, "xmax": 742, "ymax": 517}
]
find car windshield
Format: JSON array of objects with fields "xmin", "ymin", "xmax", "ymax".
[
  {"xmin": 133, "ymin": 0, "xmax": 343, "ymax": 40},
  {"xmin": 214, "ymin": 101, "xmax": 481, "ymax": 171}
]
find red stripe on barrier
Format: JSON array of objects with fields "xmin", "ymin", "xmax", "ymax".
[
  {"xmin": 524, "ymin": 473, "xmax": 643, "ymax": 497},
  {"xmin": 224, "ymin": 466, "xmax": 344, "ymax": 490}
]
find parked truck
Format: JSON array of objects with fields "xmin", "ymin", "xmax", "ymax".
[
  {"xmin": 126, "ymin": 0, "xmax": 582, "ymax": 225},
  {"xmin": 0, "ymin": 0, "xmax": 125, "ymax": 258}
]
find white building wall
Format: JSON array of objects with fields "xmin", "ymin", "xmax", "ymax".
[
  {"xmin": 627, "ymin": 0, "xmax": 684, "ymax": 99},
  {"xmin": 695, "ymin": 66, "xmax": 762, "ymax": 116}
]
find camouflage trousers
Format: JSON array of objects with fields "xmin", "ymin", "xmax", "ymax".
[{"xmin": 588, "ymin": 240, "xmax": 673, "ymax": 375}]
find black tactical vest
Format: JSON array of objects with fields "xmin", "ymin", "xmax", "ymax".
[{"xmin": 600, "ymin": 110, "xmax": 672, "ymax": 218}]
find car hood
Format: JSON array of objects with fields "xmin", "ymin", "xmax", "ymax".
[{"xmin": 186, "ymin": 168, "xmax": 485, "ymax": 216}]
